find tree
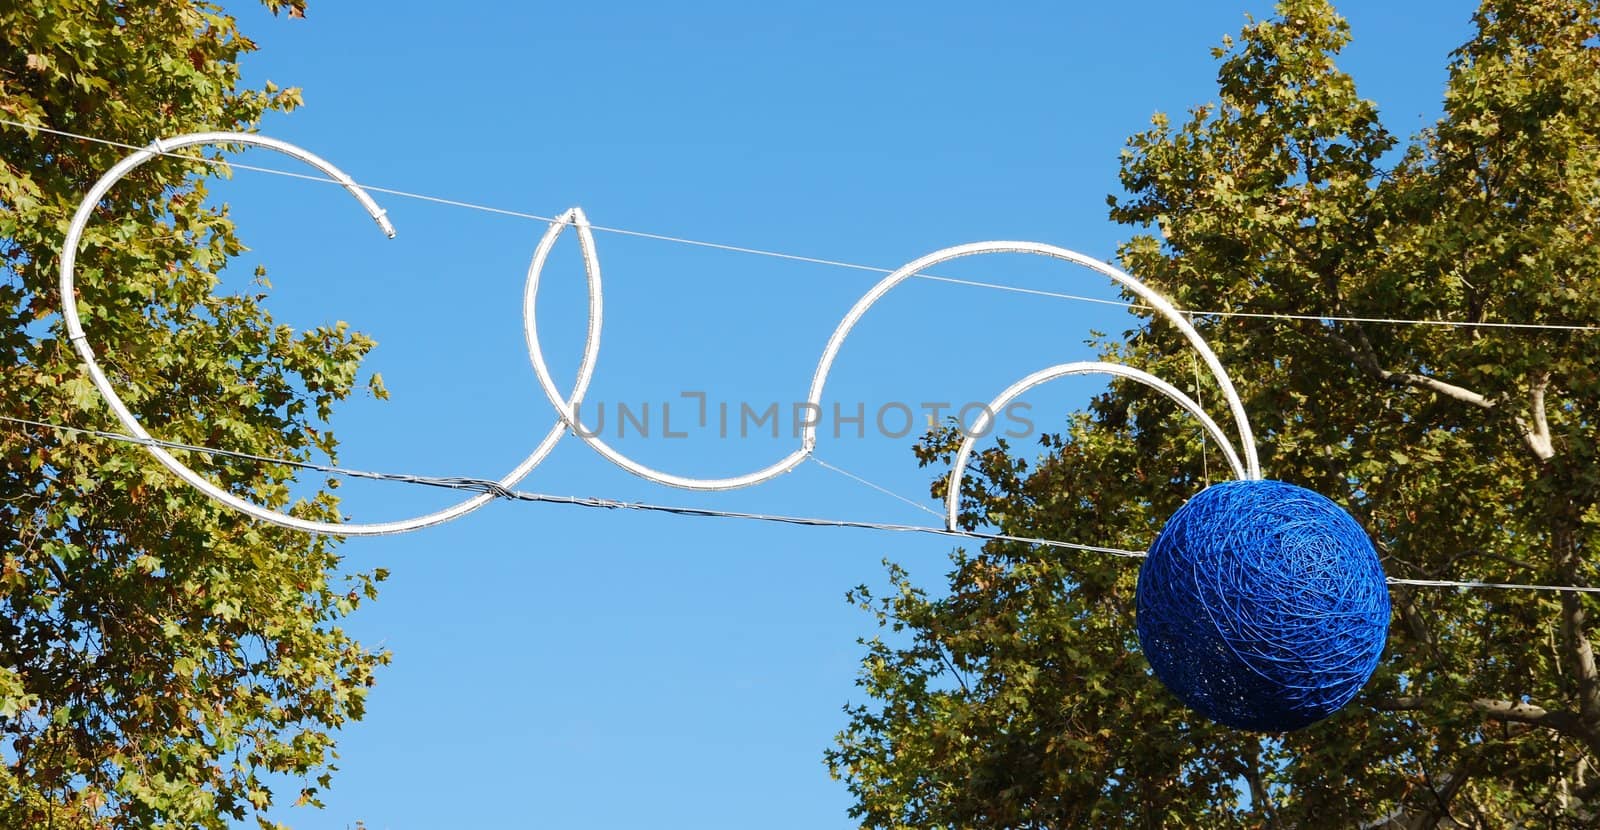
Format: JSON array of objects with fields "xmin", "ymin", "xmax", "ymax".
[
  {"xmin": 828, "ymin": 0, "xmax": 1600, "ymax": 826},
  {"xmin": 0, "ymin": 2, "xmax": 390, "ymax": 828}
]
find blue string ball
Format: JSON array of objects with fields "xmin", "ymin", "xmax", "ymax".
[{"xmin": 1135, "ymin": 479, "xmax": 1390, "ymax": 732}]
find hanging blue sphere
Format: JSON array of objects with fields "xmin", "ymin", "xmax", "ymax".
[{"xmin": 1135, "ymin": 479, "xmax": 1389, "ymax": 732}]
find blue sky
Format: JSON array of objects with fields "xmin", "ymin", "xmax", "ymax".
[{"xmin": 189, "ymin": 2, "xmax": 1479, "ymax": 827}]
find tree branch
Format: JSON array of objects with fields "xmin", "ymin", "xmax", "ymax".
[
  {"xmin": 1370, "ymin": 696, "xmax": 1426, "ymax": 711},
  {"xmin": 1408, "ymin": 758, "xmax": 1474, "ymax": 830},
  {"xmin": 930, "ymin": 637, "xmax": 970, "ymax": 696},
  {"xmin": 1223, "ymin": 739, "xmax": 1280, "ymax": 829},
  {"xmin": 1562, "ymin": 591, "xmax": 1600, "ymax": 734},
  {"xmin": 1369, "ymin": 696, "xmax": 1593, "ymax": 745},
  {"xmin": 1320, "ymin": 325, "xmax": 1493, "ymax": 409},
  {"xmin": 1470, "ymin": 698, "xmax": 1584, "ymax": 733},
  {"xmin": 1524, "ymin": 373, "xmax": 1554, "ymax": 460},
  {"xmin": 1552, "ymin": 524, "xmax": 1600, "ymax": 754},
  {"xmin": 1376, "ymin": 369, "xmax": 1494, "ymax": 409},
  {"xmin": 1322, "ymin": 325, "xmax": 1555, "ymax": 462},
  {"xmin": 1393, "ymin": 589, "xmax": 1444, "ymax": 664}
]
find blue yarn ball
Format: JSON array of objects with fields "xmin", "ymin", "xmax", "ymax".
[{"xmin": 1135, "ymin": 479, "xmax": 1389, "ymax": 732}]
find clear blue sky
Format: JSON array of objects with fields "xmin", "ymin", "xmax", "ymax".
[{"xmin": 194, "ymin": 2, "xmax": 1476, "ymax": 827}]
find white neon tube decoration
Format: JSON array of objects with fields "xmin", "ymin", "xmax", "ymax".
[
  {"xmin": 59, "ymin": 134, "xmax": 601, "ymax": 536},
  {"xmin": 942, "ymin": 361, "xmax": 1252, "ymax": 532},
  {"xmin": 62, "ymin": 133, "xmax": 1260, "ymax": 536},
  {"xmin": 524, "ymin": 221, "xmax": 1260, "ymax": 492}
]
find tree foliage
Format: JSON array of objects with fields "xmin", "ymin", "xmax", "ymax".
[
  {"xmin": 829, "ymin": 0, "xmax": 1600, "ymax": 826},
  {"xmin": 0, "ymin": 2, "xmax": 390, "ymax": 828}
]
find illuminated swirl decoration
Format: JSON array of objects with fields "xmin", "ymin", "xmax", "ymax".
[
  {"xmin": 61, "ymin": 134, "xmax": 1387, "ymax": 731},
  {"xmin": 60, "ymin": 132, "xmax": 1259, "ymax": 536}
]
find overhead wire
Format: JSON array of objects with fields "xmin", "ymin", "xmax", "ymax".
[
  {"xmin": 4, "ymin": 117, "xmax": 1598, "ymax": 333},
  {"xmin": 0, "ymin": 414, "xmax": 1144, "ymax": 558},
  {"xmin": 6, "ymin": 118, "xmax": 1600, "ymax": 592},
  {"xmin": 5, "ymin": 414, "xmax": 1598, "ymax": 594},
  {"xmin": 809, "ymin": 455, "xmax": 945, "ymax": 519}
]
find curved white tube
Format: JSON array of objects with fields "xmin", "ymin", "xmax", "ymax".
[
  {"xmin": 58, "ymin": 134, "xmax": 599, "ymax": 536},
  {"xmin": 943, "ymin": 361, "xmax": 1251, "ymax": 531},
  {"xmin": 525, "ymin": 236, "xmax": 1260, "ymax": 490},
  {"xmin": 63, "ymin": 133, "xmax": 1262, "ymax": 535},
  {"xmin": 810, "ymin": 242, "xmax": 1260, "ymax": 479},
  {"xmin": 522, "ymin": 209, "xmax": 809, "ymax": 490}
]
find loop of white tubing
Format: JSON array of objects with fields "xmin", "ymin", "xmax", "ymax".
[
  {"xmin": 942, "ymin": 361, "xmax": 1250, "ymax": 532},
  {"xmin": 525, "ymin": 232, "xmax": 1261, "ymax": 490},
  {"xmin": 64, "ymin": 133, "xmax": 1260, "ymax": 535},
  {"xmin": 59, "ymin": 134, "xmax": 601, "ymax": 536}
]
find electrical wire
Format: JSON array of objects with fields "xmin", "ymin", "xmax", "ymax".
[
  {"xmin": 6, "ymin": 118, "xmax": 1600, "ymax": 591},
  {"xmin": 809, "ymin": 455, "xmax": 944, "ymax": 519},
  {"xmin": 5, "ymin": 413, "xmax": 1598, "ymax": 593},
  {"xmin": 0, "ymin": 414, "xmax": 1143, "ymax": 558},
  {"xmin": 4, "ymin": 117, "xmax": 1598, "ymax": 334}
]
